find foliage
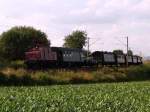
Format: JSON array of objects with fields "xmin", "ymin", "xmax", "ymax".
[
  {"xmin": 0, "ymin": 26, "xmax": 49, "ymax": 60},
  {"xmin": 128, "ymin": 50, "xmax": 133, "ymax": 55},
  {"xmin": 0, "ymin": 82, "xmax": 150, "ymax": 111},
  {"xmin": 63, "ymin": 30, "xmax": 87, "ymax": 49},
  {"xmin": 0, "ymin": 63, "xmax": 150, "ymax": 85},
  {"xmin": 113, "ymin": 49, "xmax": 124, "ymax": 55}
]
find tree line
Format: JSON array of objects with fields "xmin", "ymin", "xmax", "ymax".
[{"xmin": 0, "ymin": 26, "xmax": 133, "ymax": 61}]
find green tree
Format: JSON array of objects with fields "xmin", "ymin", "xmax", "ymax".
[
  {"xmin": 0, "ymin": 26, "xmax": 49, "ymax": 60},
  {"xmin": 113, "ymin": 49, "xmax": 124, "ymax": 55},
  {"xmin": 128, "ymin": 50, "xmax": 133, "ymax": 55},
  {"xmin": 63, "ymin": 30, "xmax": 87, "ymax": 49}
]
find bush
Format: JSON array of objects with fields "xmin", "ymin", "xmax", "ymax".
[
  {"xmin": 127, "ymin": 65, "xmax": 150, "ymax": 80},
  {"xmin": 0, "ymin": 72, "xmax": 8, "ymax": 85},
  {"xmin": 0, "ymin": 64, "xmax": 150, "ymax": 85},
  {"xmin": 0, "ymin": 26, "xmax": 49, "ymax": 60},
  {"xmin": 9, "ymin": 60, "xmax": 26, "ymax": 69}
]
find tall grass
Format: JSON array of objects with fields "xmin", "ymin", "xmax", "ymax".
[
  {"xmin": 0, "ymin": 60, "xmax": 150, "ymax": 85},
  {"xmin": 0, "ymin": 60, "xmax": 25, "ymax": 70},
  {"xmin": 127, "ymin": 64, "xmax": 150, "ymax": 80}
]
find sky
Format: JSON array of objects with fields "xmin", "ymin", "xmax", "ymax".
[{"xmin": 0, "ymin": 0, "xmax": 150, "ymax": 56}]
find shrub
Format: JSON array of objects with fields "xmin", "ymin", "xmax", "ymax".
[
  {"xmin": 0, "ymin": 72, "xmax": 8, "ymax": 85},
  {"xmin": 0, "ymin": 64, "xmax": 150, "ymax": 85},
  {"xmin": 9, "ymin": 60, "xmax": 26, "ymax": 69}
]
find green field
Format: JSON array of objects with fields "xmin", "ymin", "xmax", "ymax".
[{"xmin": 0, "ymin": 81, "xmax": 150, "ymax": 112}]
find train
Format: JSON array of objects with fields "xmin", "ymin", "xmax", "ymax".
[{"xmin": 25, "ymin": 46, "xmax": 143, "ymax": 69}]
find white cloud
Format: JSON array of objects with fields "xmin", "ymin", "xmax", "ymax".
[
  {"xmin": 70, "ymin": 8, "xmax": 90, "ymax": 15},
  {"xmin": 0, "ymin": 0, "xmax": 150, "ymax": 56},
  {"xmin": 87, "ymin": 0, "xmax": 100, "ymax": 9}
]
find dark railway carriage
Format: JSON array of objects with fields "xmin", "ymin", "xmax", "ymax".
[
  {"xmin": 115, "ymin": 54, "xmax": 126, "ymax": 66},
  {"xmin": 103, "ymin": 52, "xmax": 116, "ymax": 65},
  {"xmin": 91, "ymin": 51, "xmax": 116, "ymax": 66},
  {"xmin": 126, "ymin": 55, "xmax": 133, "ymax": 65},
  {"xmin": 51, "ymin": 47, "xmax": 87, "ymax": 67},
  {"xmin": 137, "ymin": 56, "xmax": 143, "ymax": 65},
  {"xmin": 91, "ymin": 51, "xmax": 103, "ymax": 65},
  {"xmin": 132, "ymin": 56, "xmax": 138, "ymax": 65}
]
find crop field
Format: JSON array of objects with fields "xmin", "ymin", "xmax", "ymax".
[{"xmin": 0, "ymin": 81, "xmax": 150, "ymax": 112}]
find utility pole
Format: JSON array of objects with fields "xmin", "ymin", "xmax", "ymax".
[
  {"xmin": 140, "ymin": 51, "xmax": 142, "ymax": 57},
  {"xmin": 86, "ymin": 37, "xmax": 102, "ymax": 57},
  {"xmin": 126, "ymin": 36, "xmax": 129, "ymax": 67},
  {"xmin": 115, "ymin": 36, "xmax": 129, "ymax": 67},
  {"xmin": 87, "ymin": 37, "xmax": 90, "ymax": 57}
]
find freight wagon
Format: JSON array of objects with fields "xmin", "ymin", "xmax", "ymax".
[{"xmin": 25, "ymin": 46, "xmax": 143, "ymax": 69}]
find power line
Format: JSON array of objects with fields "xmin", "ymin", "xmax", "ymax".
[
  {"xmin": 126, "ymin": 36, "xmax": 129, "ymax": 67},
  {"xmin": 87, "ymin": 37, "xmax": 102, "ymax": 57},
  {"xmin": 114, "ymin": 37, "xmax": 127, "ymax": 46},
  {"xmin": 87, "ymin": 37, "xmax": 90, "ymax": 57},
  {"xmin": 90, "ymin": 38, "xmax": 101, "ymax": 46},
  {"xmin": 113, "ymin": 36, "xmax": 129, "ymax": 67},
  {"xmin": 114, "ymin": 36, "xmax": 142, "ymax": 56}
]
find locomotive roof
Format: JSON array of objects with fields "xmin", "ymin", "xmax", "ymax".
[
  {"xmin": 92, "ymin": 51, "xmax": 114, "ymax": 54},
  {"xmin": 51, "ymin": 47, "xmax": 86, "ymax": 52}
]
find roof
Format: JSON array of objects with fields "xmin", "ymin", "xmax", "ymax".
[
  {"xmin": 92, "ymin": 51, "xmax": 113, "ymax": 54},
  {"xmin": 51, "ymin": 47, "xmax": 86, "ymax": 52}
]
